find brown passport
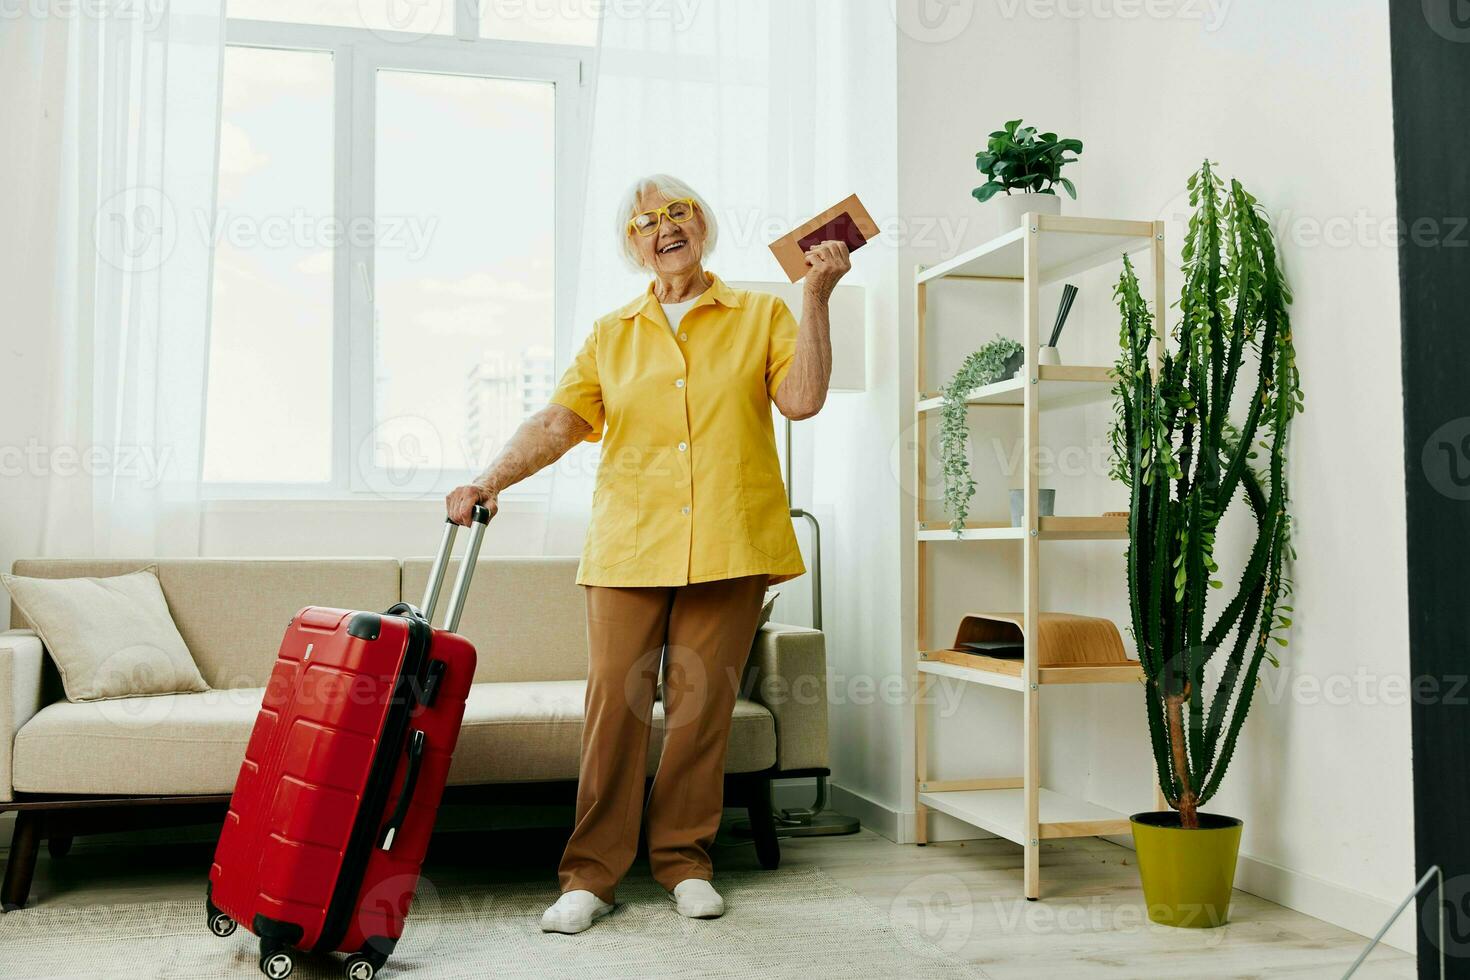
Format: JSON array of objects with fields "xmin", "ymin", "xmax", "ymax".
[{"xmin": 768, "ymin": 193, "xmax": 879, "ymax": 282}]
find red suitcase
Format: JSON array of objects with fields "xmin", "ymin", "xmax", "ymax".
[{"xmin": 205, "ymin": 508, "xmax": 489, "ymax": 980}]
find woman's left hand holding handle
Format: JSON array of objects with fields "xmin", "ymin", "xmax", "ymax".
[{"xmin": 446, "ymin": 483, "xmax": 498, "ymax": 526}]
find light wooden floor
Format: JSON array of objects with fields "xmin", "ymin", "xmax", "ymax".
[{"xmin": 7, "ymin": 816, "xmax": 1413, "ymax": 979}]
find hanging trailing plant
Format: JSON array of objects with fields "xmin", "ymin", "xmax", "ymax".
[
  {"xmin": 940, "ymin": 336, "xmax": 1023, "ymax": 533},
  {"xmin": 1109, "ymin": 161, "xmax": 1303, "ymax": 830}
]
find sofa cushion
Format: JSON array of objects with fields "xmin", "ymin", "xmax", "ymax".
[
  {"xmin": 401, "ymin": 557, "xmax": 589, "ymax": 684},
  {"xmin": 12, "ymin": 688, "xmax": 263, "ymax": 796},
  {"xmin": 9, "ymin": 559, "xmax": 402, "ymax": 690},
  {"xmin": 447, "ymin": 681, "xmax": 777, "ymax": 784},
  {"xmin": 11, "ymin": 681, "xmax": 777, "ymax": 796}
]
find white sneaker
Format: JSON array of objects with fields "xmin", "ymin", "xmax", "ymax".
[
  {"xmin": 668, "ymin": 878, "xmax": 724, "ymax": 919},
  {"xmin": 540, "ymin": 890, "xmax": 613, "ymax": 934}
]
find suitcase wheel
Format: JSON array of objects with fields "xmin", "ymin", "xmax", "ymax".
[
  {"xmin": 344, "ymin": 952, "xmax": 383, "ymax": 980},
  {"xmin": 204, "ymin": 895, "xmax": 237, "ymax": 938},
  {"xmin": 259, "ymin": 947, "xmax": 295, "ymax": 979}
]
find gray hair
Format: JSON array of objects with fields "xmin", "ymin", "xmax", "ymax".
[{"xmin": 616, "ymin": 174, "xmax": 718, "ymax": 271}]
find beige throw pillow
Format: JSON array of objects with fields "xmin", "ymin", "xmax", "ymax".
[
  {"xmin": 757, "ymin": 590, "xmax": 779, "ymax": 629},
  {"xmin": 1, "ymin": 566, "xmax": 209, "ymax": 702}
]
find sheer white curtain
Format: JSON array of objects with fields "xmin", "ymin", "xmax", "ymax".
[
  {"xmin": 544, "ymin": 0, "xmax": 871, "ymax": 558},
  {"xmin": 1, "ymin": 1, "xmax": 225, "ymax": 561}
]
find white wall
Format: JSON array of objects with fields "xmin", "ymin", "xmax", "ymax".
[
  {"xmin": 796, "ymin": 5, "xmax": 904, "ymax": 829},
  {"xmin": 884, "ymin": 0, "xmax": 1413, "ymax": 951},
  {"xmin": 1073, "ymin": 0, "xmax": 1414, "ymax": 948},
  {"xmin": 198, "ymin": 499, "xmax": 546, "ymax": 559},
  {"xmin": 892, "ymin": 3, "xmax": 1092, "ymax": 844}
]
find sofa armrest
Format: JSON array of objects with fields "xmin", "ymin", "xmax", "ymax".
[
  {"xmin": 0, "ymin": 629, "xmax": 48, "ymax": 803},
  {"xmin": 745, "ymin": 622, "xmax": 828, "ymax": 773}
]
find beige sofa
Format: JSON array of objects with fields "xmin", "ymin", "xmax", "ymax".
[{"xmin": 0, "ymin": 556, "xmax": 828, "ymax": 910}]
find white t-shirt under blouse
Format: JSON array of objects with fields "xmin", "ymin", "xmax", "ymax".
[{"xmin": 659, "ymin": 293, "xmax": 704, "ymax": 335}]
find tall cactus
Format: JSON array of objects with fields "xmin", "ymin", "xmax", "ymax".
[{"xmin": 1109, "ymin": 162, "xmax": 1303, "ymax": 829}]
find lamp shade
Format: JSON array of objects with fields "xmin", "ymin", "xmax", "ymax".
[{"xmin": 727, "ymin": 281, "xmax": 867, "ymax": 392}]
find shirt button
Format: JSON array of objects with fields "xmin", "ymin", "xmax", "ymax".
[
  {"xmin": 681, "ymin": 506, "xmax": 690, "ymax": 515},
  {"xmin": 679, "ymin": 332, "xmax": 688, "ymax": 341},
  {"xmin": 677, "ymin": 441, "xmax": 688, "ymax": 452},
  {"xmin": 675, "ymin": 378, "xmax": 685, "ymax": 388}
]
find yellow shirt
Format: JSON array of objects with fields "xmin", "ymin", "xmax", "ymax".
[{"xmin": 549, "ymin": 273, "xmax": 807, "ymax": 588}]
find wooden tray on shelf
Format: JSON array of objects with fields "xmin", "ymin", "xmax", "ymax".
[{"xmin": 939, "ymin": 612, "xmax": 1132, "ymax": 668}]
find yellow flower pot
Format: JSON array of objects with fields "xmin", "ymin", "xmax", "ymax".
[{"xmin": 1130, "ymin": 811, "xmax": 1243, "ymax": 928}]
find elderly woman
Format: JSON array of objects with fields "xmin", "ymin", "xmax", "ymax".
[{"xmin": 446, "ymin": 174, "xmax": 849, "ymax": 934}]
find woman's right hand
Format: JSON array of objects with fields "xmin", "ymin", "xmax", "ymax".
[{"xmin": 445, "ymin": 482, "xmax": 498, "ymax": 526}]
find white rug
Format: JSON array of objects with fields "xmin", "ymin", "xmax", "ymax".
[{"xmin": 0, "ymin": 868, "xmax": 984, "ymax": 979}]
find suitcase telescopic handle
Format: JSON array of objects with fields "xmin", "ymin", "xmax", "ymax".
[
  {"xmin": 422, "ymin": 504, "xmax": 490, "ymax": 632},
  {"xmin": 442, "ymin": 506, "xmax": 489, "ymax": 633}
]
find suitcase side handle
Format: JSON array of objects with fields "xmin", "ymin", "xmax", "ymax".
[
  {"xmin": 422, "ymin": 505, "xmax": 490, "ymax": 627},
  {"xmin": 378, "ymin": 728, "xmax": 427, "ymax": 851}
]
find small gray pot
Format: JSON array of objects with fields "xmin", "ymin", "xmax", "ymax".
[
  {"xmin": 1009, "ymin": 489, "xmax": 1056, "ymax": 527},
  {"xmin": 999, "ymin": 349, "xmax": 1025, "ymax": 380}
]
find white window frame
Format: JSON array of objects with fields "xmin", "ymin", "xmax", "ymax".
[{"xmin": 205, "ymin": 11, "xmax": 590, "ymax": 501}]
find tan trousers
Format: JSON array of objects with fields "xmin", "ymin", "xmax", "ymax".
[{"xmin": 557, "ymin": 574, "xmax": 768, "ymax": 903}]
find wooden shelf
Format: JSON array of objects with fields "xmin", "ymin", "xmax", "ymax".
[
  {"xmin": 911, "ymin": 212, "xmax": 1165, "ymax": 900},
  {"xmin": 916, "ymin": 515, "xmax": 1127, "ymax": 541},
  {"xmin": 916, "ymin": 365, "xmax": 1114, "ymax": 414},
  {"xmin": 917, "ymin": 522, "xmax": 1022, "ymax": 541},
  {"xmin": 1038, "ymin": 515, "xmax": 1129, "ymax": 540},
  {"xmin": 918, "ymin": 652, "xmax": 1024, "ymax": 691},
  {"xmin": 918, "ymin": 649, "xmax": 1142, "ymax": 690},
  {"xmin": 917, "ymin": 787, "xmax": 1133, "ymax": 845},
  {"xmin": 916, "ymin": 214, "xmax": 1154, "ymax": 286}
]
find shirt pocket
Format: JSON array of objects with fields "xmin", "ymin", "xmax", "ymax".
[
  {"xmin": 738, "ymin": 448, "xmax": 792, "ymax": 560},
  {"xmin": 588, "ymin": 472, "xmax": 638, "ymax": 567}
]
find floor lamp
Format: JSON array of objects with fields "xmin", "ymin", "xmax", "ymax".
[{"xmin": 729, "ymin": 280, "xmax": 866, "ymax": 839}]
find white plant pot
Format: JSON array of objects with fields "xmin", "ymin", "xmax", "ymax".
[{"xmin": 986, "ymin": 192, "xmax": 1062, "ymax": 238}]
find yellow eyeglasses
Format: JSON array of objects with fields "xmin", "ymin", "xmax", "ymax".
[{"xmin": 627, "ymin": 198, "xmax": 697, "ymax": 237}]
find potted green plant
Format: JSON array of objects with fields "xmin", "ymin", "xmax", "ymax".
[
  {"xmin": 1108, "ymin": 161, "xmax": 1303, "ymax": 927},
  {"xmin": 972, "ymin": 119, "xmax": 1082, "ymax": 234},
  {"xmin": 939, "ymin": 335, "xmax": 1024, "ymax": 533}
]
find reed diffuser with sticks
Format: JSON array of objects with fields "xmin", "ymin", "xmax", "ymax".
[{"xmin": 1039, "ymin": 283, "xmax": 1079, "ymax": 365}]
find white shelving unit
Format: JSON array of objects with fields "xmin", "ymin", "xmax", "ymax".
[{"xmin": 911, "ymin": 212, "xmax": 1165, "ymax": 900}]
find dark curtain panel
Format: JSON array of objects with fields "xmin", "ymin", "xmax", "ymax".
[{"xmin": 1388, "ymin": 2, "xmax": 1470, "ymax": 977}]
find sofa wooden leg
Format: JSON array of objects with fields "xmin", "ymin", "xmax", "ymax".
[
  {"xmin": 47, "ymin": 834, "xmax": 73, "ymax": 859},
  {"xmin": 2, "ymin": 811, "xmax": 43, "ymax": 912},
  {"xmin": 746, "ymin": 775, "xmax": 781, "ymax": 870}
]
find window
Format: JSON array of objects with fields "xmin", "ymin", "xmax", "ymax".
[
  {"xmin": 369, "ymin": 70, "xmax": 555, "ymax": 486},
  {"xmin": 203, "ymin": 46, "xmax": 335, "ymax": 485},
  {"xmin": 203, "ymin": 3, "xmax": 589, "ymax": 497}
]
